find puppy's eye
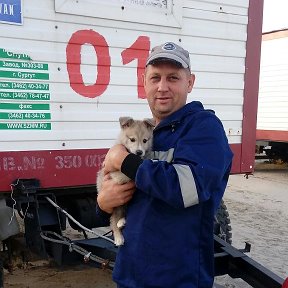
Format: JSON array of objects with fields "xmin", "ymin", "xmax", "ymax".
[
  {"xmin": 130, "ymin": 138, "xmax": 136, "ymax": 142},
  {"xmin": 143, "ymin": 139, "xmax": 147, "ymax": 143}
]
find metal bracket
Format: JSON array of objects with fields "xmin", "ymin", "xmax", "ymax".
[
  {"xmin": 214, "ymin": 235, "xmax": 284, "ymax": 288},
  {"xmin": 6, "ymin": 179, "xmax": 41, "ymax": 214}
]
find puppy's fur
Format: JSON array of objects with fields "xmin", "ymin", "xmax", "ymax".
[{"xmin": 97, "ymin": 117, "xmax": 155, "ymax": 246}]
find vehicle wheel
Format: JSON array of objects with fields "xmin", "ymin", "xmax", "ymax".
[{"xmin": 214, "ymin": 200, "xmax": 232, "ymax": 244}]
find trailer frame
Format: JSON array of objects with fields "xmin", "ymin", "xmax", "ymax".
[{"xmin": 1, "ymin": 178, "xmax": 286, "ymax": 288}]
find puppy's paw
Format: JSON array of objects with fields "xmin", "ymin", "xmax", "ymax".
[
  {"xmin": 117, "ymin": 218, "xmax": 126, "ymax": 228},
  {"xmin": 114, "ymin": 235, "xmax": 124, "ymax": 246}
]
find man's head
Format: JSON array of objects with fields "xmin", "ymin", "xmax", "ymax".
[{"xmin": 143, "ymin": 42, "xmax": 195, "ymax": 125}]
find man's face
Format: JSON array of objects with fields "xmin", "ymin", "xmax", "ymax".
[{"xmin": 143, "ymin": 62, "xmax": 195, "ymax": 125}]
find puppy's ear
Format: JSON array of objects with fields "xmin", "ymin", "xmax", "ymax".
[
  {"xmin": 144, "ymin": 118, "xmax": 156, "ymax": 129},
  {"xmin": 119, "ymin": 117, "xmax": 134, "ymax": 128}
]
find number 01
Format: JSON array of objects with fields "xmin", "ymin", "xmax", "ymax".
[{"xmin": 66, "ymin": 30, "xmax": 150, "ymax": 99}]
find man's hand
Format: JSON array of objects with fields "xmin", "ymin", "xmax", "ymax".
[
  {"xmin": 103, "ymin": 144, "xmax": 130, "ymax": 173},
  {"xmin": 97, "ymin": 175, "xmax": 135, "ymax": 214}
]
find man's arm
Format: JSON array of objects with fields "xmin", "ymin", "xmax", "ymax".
[
  {"xmin": 95, "ymin": 144, "xmax": 140, "ymax": 220},
  {"xmin": 133, "ymin": 115, "xmax": 233, "ymax": 210}
]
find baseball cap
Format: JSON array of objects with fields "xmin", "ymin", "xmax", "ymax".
[{"xmin": 146, "ymin": 42, "xmax": 191, "ymax": 71}]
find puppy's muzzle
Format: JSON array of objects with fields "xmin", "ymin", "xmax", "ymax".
[{"xmin": 136, "ymin": 150, "xmax": 144, "ymax": 156}]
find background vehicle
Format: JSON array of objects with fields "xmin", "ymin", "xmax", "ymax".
[
  {"xmin": 256, "ymin": 29, "xmax": 288, "ymax": 163},
  {"xmin": 0, "ymin": 1, "xmax": 286, "ymax": 287}
]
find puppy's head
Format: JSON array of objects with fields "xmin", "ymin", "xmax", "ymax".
[{"xmin": 118, "ymin": 117, "xmax": 155, "ymax": 158}]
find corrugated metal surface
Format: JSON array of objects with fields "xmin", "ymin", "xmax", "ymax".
[
  {"xmin": 257, "ymin": 31, "xmax": 288, "ymax": 132},
  {"xmin": 0, "ymin": 0, "xmax": 249, "ymax": 152}
]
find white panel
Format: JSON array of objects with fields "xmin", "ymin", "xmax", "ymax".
[
  {"xmin": 257, "ymin": 94, "xmax": 287, "ymax": 103},
  {"xmin": 55, "ymin": 0, "xmax": 182, "ymax": 28},
  {"xmin": 0, "ymin": 139, "xmax": 114, "ymax": 151},
  {"xmin": 257, "ymin": 35, "xmax": 288, "ymax": 133},
  {"xmin": 191, "ymin": 89, "xmax": 244, "ymax": 105},
  {"xmin": 183, "ymin": 9, "xmax": 247, "ymax": 26},
  {"xmin": 184, "ymin": 0, "xmax": 249, "ymax": 14},
  {"xmin": 181, "ymin": 18, "xmax": 247, "ymax": 41},
  {"xmin": 223, "ymin": 119, "xmax": 243, "ymax": 144},
  {"xmin": 47, "ymin": 103, "xmax": 152, "ymax": 122},
  {"xmin": 259, "ymin": 84, "xmax": 288, "ymax": 93},
  {"xmin": 0, "ymin": 121, "xmax": 120, "ymax": 142},
  {"xmin": 193, "ymin": 72, "xmax": 244, "ymax": 90},
  {"xmin": 191, "ymin": 54, "xmax": 245, "ymax": 73},
  {"xmin": 0, "ymin": 0, "xmax": 249, "ymax": 152},
  {"xmin": 196, "ymin": 0, "xmax": 249, "ymax": 7},
  {"xmin": 186, "ymin": 37, "xmax": 246, "ymax": 58},
  {"xmin": 23, "ymin": 1, "xmax": 180, "ymax": 35},
  {"xmin": 257, "ymin": 121, "xmax": 288, "ymax": 130}
]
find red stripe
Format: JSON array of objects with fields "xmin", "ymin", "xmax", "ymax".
[
  {"xmin": 0, "ymin": 144, "xmax": 242, "ymax": 192},
  {"xmin": 282, "ymin": 277, "xmax": 288, "ymax": 288},
  {"xmin": 256, "ymin": 130, "xmax": 288, "ymax": 142},
  {"xmin": 0, "ymin": 149, "xmax": 107, "ymax": 192}
]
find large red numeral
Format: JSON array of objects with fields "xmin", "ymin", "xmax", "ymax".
[
  {"xmin": 121, "ymin": 36, "xmax": 150, "ymax": 99},
  {"xmin": 66, "ymin": 31, "xmax": 150, "ymax": 99},
  {"xmin": 66, "ymin": 30, "xmax": 111, "ymax": 98}
]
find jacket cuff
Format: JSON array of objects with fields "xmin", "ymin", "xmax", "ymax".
[
  {"xmin": 96, "ymin": 203, "xmax": 111, "ymax": 218},
  {"xmin": 121, "ymin": 153, "xmax": 143, "ymax": 180}
]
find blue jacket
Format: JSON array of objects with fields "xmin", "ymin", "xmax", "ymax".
[{"xmin": 112, "ymin": 101, "xmax": 233, "ymax": 288}]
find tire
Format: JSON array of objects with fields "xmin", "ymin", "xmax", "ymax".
[{"xmin": 214, "ymin": 200, "xmax": 232, "ymax": 244}]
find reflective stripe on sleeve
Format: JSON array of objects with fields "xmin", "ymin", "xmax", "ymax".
[
  {"xmin": 173, "ymin": 164, "xmax": 199, "ymax": 207},
  {"xmin": 152, "ymin": 148, "xmax": 174, "ymax": 162}
]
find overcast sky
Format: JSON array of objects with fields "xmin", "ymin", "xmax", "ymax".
[{"xmin": 262, "ymin": 0, "xmax": 288, "ymax": 32}]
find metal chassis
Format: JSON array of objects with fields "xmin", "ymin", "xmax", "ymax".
[
  {"xmin": 1, "ymin": 179, "xmax": 286, "ymax": 288},
  {"xmin": 214, "ymin": 235, "xmax": 284, "ymax": 288}
]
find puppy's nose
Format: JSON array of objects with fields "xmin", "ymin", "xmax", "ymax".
[{"xmin": 136, "ymin": 150, "xmax": 143, "ymax": 156}]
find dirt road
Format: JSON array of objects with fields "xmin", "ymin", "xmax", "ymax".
[
  {"xmin": 2, "ymin": 162, "xmax": 288, "ymax": 287},
  {"xmin": 216, "ymin": 161, "xmax": 288, "ymax": 287}
]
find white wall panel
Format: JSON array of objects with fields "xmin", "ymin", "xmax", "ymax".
[
  {"xmin": 184, "ymin": 0, "xmax": 248, "ymax": 15},
  {"xmin": 0, "ymin": 0, "xmax": 249, "ymax": 151},
  {"xmin": 257, "ymin": 34, "xmax": 288, "ymax": 132}
]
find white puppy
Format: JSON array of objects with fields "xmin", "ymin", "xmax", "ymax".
[{"xmin": 97, "ymin": 117, "xmax": 155, "ymax": 246}]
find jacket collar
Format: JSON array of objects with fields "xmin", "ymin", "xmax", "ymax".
[{"xmin": 154, "ymin": 101, "xmax": 206, "ymax": 131}]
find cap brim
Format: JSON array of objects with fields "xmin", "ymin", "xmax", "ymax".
[{"xmin": 147, "ymin": 53, "xmax": 189, "ymax": 69}]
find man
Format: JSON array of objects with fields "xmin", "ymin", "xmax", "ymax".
[{"xmin": 97, "ymin": 42, "xmax": 233, "ymax": 288}]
